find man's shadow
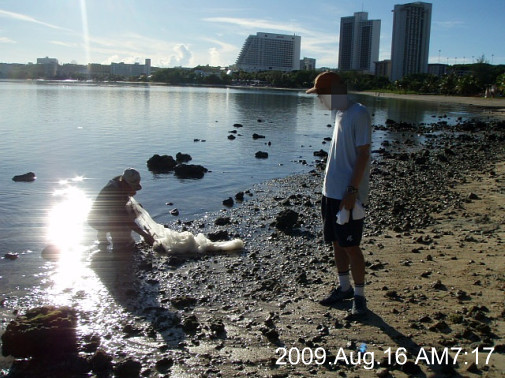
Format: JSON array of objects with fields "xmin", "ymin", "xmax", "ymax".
[
  {"xmin": 336, "ymin": 306, "xmax": 463, "ymax": 377},
  {"xmin": 89, "ymin": 244, "xmax": 186, "ymax": 349}
]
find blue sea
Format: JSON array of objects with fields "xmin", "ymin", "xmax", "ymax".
[{"xmin": 0, "ymin": 80, "xmax": 486, "ymax": 321}]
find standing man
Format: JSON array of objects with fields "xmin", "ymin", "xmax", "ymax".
[
  {"xmin": 88, "ymin": 168, "xmax": 155, "ymax": 249},
  {"xmin": 306, "ymin": 72, "xmax": 372, "ymax": 316}
]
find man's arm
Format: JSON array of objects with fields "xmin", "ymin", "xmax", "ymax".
[
  {"xmin": 340, "ymin": 144, "xmax": 370, "ymax": 210},
  {"xmin": 128, "ymin": 221, "xmax": 155, "ymax": 245}
]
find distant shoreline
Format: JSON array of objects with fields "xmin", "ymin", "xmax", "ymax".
[{"xmin": 358, "ymin": 90, "xmax": 505, "ymax": 118}]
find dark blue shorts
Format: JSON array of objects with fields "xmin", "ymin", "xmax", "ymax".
[{"xmin": 321, "ymin": 195, "xmax": 364, "ymax": 247}]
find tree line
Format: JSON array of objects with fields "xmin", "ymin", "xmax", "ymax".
[
  {"xmin": 3, "ymin": 61, "xmax": 504, "ymax": 97},
  {"xmin": 151, "ymin": 63, "xmax": 505, "ymax": 97}
]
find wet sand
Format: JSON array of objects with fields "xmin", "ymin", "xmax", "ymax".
[
  {"xmin": 2, "ymin": 117, "xmax": 505, "ymax": 377},
  {"xmin": 359, "ymin": 91, "xmax": 505, "ymax": 119}
]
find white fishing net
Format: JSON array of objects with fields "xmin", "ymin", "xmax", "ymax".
[{"xmin": 128, "ymin": 198, "xmax": 244, "ymax": 254}]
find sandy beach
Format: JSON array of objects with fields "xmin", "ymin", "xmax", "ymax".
[
  {"xmin": 2, "ymin": 115, "xmax": 504, "ymax": 377},
  {"xmin": 359, "ymin": 91, "xmax": 505, "ymax": 119}
]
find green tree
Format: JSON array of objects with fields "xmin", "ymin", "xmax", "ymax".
[
  {"xmin": 439, "ymin": 74, "xmax": 457, "ymax": 95},
  {"xmin": 455, "ymin": 74, "xmax": 482, "ymax": 96},
  {"xmin": 495, "ymin": 73, "xmax": 505, "ymax": 95}
]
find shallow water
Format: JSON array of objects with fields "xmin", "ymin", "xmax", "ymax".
[{"xmin": 0, "ymin": 81, "xmax": 490, "ymax": 335}]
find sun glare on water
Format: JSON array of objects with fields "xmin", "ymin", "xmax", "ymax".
[
  {"xmin": 46, "ymin": 180, "xmax": 112, "ymax": 312},
  {"xmin": 47, "ymin": 184, "xmax": 91, "ymax": 251},
  {"xmin": 46, "ymin": 179, "xmax": 94, "ymax": 290}
]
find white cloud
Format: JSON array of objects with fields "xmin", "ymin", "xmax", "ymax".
[
  {"xmin": 204, "ymin": 17, "xmax": 313, "ymax": 35},
  {"xmin": 208, "ymin": 48, "xmax": 220, "ymax": 66},
  {"xmin": 0, "ymin": 36, "xmax": 15, "ymax": 44},
  {"xmin": 168, "ymin": 44, "xmax": 193, "ymax": 66},
  {"xmin": 50, "ymin": 40, "xmax": 79, "ymax": 48},
  {"xmin": 0, "ymin": 9, "xmax": 68, "ymax": 30},
  {"xmin": 99, "ymin": 43, "xmax": 193, "ymax": 68},
  {"xmin": 202, "ymin": 38, "xmax": 238, "ymax": 67}
]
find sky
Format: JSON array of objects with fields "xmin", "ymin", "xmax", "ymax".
[{"xmin": 0, "ymin": 0, "xmax": 504, "ymax": 68}]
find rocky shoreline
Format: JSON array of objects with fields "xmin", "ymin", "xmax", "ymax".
[{"xmin": 2, "ymin": 117, "xmax": 505, "ymax": 377}]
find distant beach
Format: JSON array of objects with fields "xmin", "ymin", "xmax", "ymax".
[{"xmin": 359, "ymin": 91, "xmax": 505, "ymax": 118}]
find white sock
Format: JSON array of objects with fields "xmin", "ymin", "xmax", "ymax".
[
  {"xmin": 338, "ymin": 271, "xmax": 351, "ymax": 291},
  {"xmin": 354, "ymin": 283, "xmax": 365, "ymax": 297}
]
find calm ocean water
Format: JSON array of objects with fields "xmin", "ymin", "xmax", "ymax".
[{"xmin": 0, "ymin": 80, "xmax": 485, "ymax": 302}]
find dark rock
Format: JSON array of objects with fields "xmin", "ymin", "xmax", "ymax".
[
  {"xmin": 468, "ymin": 192, "xmax": 480, "ymax": 200},
  {"xmin": 175, "ymin": 152, "xmax": 192, "ymax": 163},
  {"xmin": 227, "ymin": 134, "xmax": 236, "ymax": 140},
  {"xmin": 255, "ymin": 151, "xmax": 268, "ymax": 159},
  {"xmin": 274, "ymin": 209, "xmax": 299, "ymax": 232},
  {"xmin": 82, "ymin": 334, "xmax": 101, "ymax": 353},
  {"xmin": 296, "ymin": 272, "xmax": 308, "ymax": 284},
  {"xmin": 114, "ymin": 358, "xmax": 142, "ymax": 378},
  {"xmin": 122, "ymin": 324, "xmax": 142, "ymax": 337},
  {"xmin": 369, "ymin": 262, "xmax": 385, "ymax": 270},
  {"xmin": 147, "ymin": 154, "xmax": 177, "ymax": 172},
  {"xmin": 233, "ymin": 123, "xmax": 243, "ymax": 128},
  {"xmin": 313, "ymin": 149, "xmax": 328, "ymax": 158},
  {"xmin": 429, "ymin": 320, "xmax": 450, "ymax": 332},
  {"xmin": 385, "ymin": 290, "xmax": 398, "ymax": 298},
  {"xmin": 182, "ymin": 315, "xmax": 199, "ymax": 334},
  {"xmin": 432, "ymin": 280, "xmax": 446, "ymax": 290},
  {"xmin": 4, "ymin": 253, "xmax": 18, "ymax": 260},
  {"xmin": 170, "ymin": 208, "xmax": 179, "ymax": 216},
  {"xmin": 174, "ymin": 164, "xmax": 208, "ymax": 179},
  {"xmin": 253, "ymin": 133, "xmax": 266, "ymax": 139},
  {"xmin": 210, "ymin": 319, "xmax": 226, "ymax": 338},
  {"xmin": 402, "ymin": 360, "xmax": 422, "ymax": 375},
  {"xmin": 419, "ymin": 315, "xmax": 432, "ymax": 323},
  {"xmin": 90, "ymin": 349, "xmax": 113, "ymax": 373},
  {"xmin": 155, "ymin": 357, "xmax": 174, "ymax": 373},
  {"xmin": 466, "ymin": 362, "xmax": 480, "ymax": 374},
  {"xmin": 223, "ymin": 197, "xmax": 234, "ymax": 207},
  {"xmin": 2, "ymin": 306, "xmax": 78, "ymax": 359},
  {"xmin": 207, "ymin": 230, "xmax": 230, "ymax": 242},
  {"xmin": 171, "ymin": 296, "xmax": 197, "ymax": 309},
  {"xmin": 235, "ymin": 192, "xmax": 245, "ymax": 201},
  {"xmin": 12, "ymin": 172, "xmax": 36, "ymax": 182},
  {"xmin": 261, "ymin": 327, "xmax": 279, "ymax": 343},
  {"xmin": 215, "ymin": 217, "xmax": 231, "ymax": 226}
]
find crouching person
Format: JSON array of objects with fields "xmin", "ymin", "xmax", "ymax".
[{"xmin": 88, "ymin": 168, "xmax": 155, "ymax": 250}]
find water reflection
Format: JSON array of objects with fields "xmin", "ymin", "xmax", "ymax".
[
  {"xmin": 45, "ymin": 179, "xmax": 94, "ymax": 299},
  {"xmin": 47, "ymin": 180, "xmax": 91, "ymax": 252}
]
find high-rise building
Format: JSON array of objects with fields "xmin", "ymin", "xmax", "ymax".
[
  {"xmin": 37, "ymin": 56, "xmax": 59, "ymax": 77},
  {"xmin": 300, "ymin": 57, "xmax": 316, "ymax": 70},
  {"xmin": 235, "ymin": 32, "xmax": 301, "ymax": 72},
  {"xmin": 110, "ymin": 59, "xmax": 152, "ymax": 77},
  {"xmin": 390, "ymin": 2, "xmax": 432, "ymax": 81},
  {"xmin": 338, "ymin": 12, "xmax": 381, "ymax": 74}
]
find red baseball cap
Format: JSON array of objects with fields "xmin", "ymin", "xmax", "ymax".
[{"xmin": 306, "ymin": 72, "xmax": 347, "ymax": 94}]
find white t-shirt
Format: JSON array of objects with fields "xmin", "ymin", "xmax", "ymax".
[{"xmin": 322, "ymin": 102, "xmax": 371, "ymax": 204}]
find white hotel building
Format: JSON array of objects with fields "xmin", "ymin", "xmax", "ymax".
[{"xmin": 235, "ymin": 32, "xmax": 301, "ymax": 72}]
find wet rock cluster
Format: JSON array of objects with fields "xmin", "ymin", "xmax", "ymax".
[
  {"xmin": 366, "ymin": 118, "xmax": 505, "ymax": 234},
  {"xmin": 2, "ymin": 306, "xmax": 77, "ymax": 359},
  {"xmin": 147, "ymin": 152, "xmax": 208, "ymax": 178}
]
